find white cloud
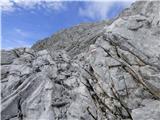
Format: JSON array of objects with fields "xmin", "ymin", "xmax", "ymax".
[
  {"xmin": 79, "ymin": 2, "xmax": 113, "ymax": 20},
  {"xmin": 79, "ymin": 1, "xmax": 135, "ymax": 20},
  {"xmin": 0, "ymin": 0, "xmax": 15, "ymax": 12},
  {"xmin": 0, "ymin": 0, "xmax": 66, "ymax": 12}
]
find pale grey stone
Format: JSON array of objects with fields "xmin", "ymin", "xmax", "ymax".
[
  {"xmin": 132, "ymin": 100, "xmax": 160, "ymax": 120},
  {"xmin": 1, "ymin": 1, "xmax": 160, "ymax": 120}
]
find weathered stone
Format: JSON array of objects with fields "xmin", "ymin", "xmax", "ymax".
[
  {"xmin": 1, "ymin": 50, "xmax": 17, "ymax": 65},
  {"xmin": 1, "ymin": 1, "xmax": 160, "ymax": 120},
  {"xmin": 132, "ymin": 100, "xmax": 160, "ymax": 120}
]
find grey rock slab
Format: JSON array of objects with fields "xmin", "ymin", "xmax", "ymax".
[
  {"xmin": 1, "ymin": 50, "xmax": 17, "ymax": 65},
  {"xmin": 131, "ymin": 100, "xmax": 160, "ymax": 120}
]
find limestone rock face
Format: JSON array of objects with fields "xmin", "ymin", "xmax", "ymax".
[{"xmin": 1, "ymin": 1, "xmax": 160, "ymax": 120}]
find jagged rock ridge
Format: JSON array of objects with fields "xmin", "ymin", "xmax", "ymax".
[
  {"xmin": 1, "ymin": 1, "xmax": 160, "ymax": 120},
  {"xmin": 31, "ymin": 21, "xmax": 112, "ymax": 57}
]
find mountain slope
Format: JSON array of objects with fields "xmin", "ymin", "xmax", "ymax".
[
  {"xmin": 1, "ymin": 1, "xmax": 160, "ymax": 120},
  {"xmin": 31, "ymin": 21, "xmax": 112, "ymax": 57}
]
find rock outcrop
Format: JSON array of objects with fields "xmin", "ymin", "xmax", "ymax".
[{"xmin": 1, "ymin": 0, "xmax": 160, "ymax": 120}]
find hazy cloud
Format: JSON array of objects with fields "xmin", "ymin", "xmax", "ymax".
[
  {"xmin": 79, "ymin": 2, "xmax": 113, "ymax": 20},
  {"xmin": 79, "ymin": 1, "xmax": 135, "ymax": 20},
  {"xmin": 15, "ymin": 28, "xmax": 30, "ymax": 37},
  {"xmin": 2, "ymin": 38, "xmax": 31, "ymax": 49},
  {"xmin": 0, "ymin": 0, "xmax": 66, "ymax": 12},
  {"xmin": 2, "ymin": 28, "xmax": 37, "ymax": 49},
  {"xmin": 0, "ymin": 0, "xmax": 15, "ymax": 12}
]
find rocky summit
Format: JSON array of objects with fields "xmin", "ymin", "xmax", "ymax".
[{"xmin": 1, "ymin": 0, "xmax": 160, "ymax": 120}]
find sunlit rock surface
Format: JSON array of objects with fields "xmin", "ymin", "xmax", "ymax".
[{"xmin": 1, "ymin": 1, "xmax": 160, "ymax": 120}]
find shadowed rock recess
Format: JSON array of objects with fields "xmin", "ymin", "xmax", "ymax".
[{"xmin": 1, "ymin": 1, "xmax": 160, "ymax": 120}]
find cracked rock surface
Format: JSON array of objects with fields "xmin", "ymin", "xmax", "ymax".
[{"xmin": 1, "ymin": 1, "xmax": 160, "ymax": 120}]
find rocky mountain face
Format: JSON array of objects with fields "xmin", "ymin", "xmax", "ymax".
[
  {"xmin": 31, "ymin": 21, "xmax": 112, "ymax": 57},
  {"xmin": 1, "ymin": 1, "xmax": 160, "ymax": 120}
]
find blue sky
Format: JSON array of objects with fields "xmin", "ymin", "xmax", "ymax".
[{"xmin": 1, "ymin": 0, "xmax": 134, "ymax": 49}]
